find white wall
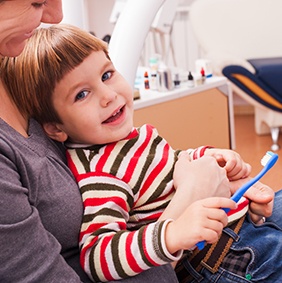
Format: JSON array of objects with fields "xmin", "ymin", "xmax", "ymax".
[
  {"xmin": 61, "ymin": 0, "xmax": 249, "ymax": 106},
  {"xmin": 86, "ymin": 0, "xmax": 115, "ymax": 38},
  {"xmin": 83, "ymin": 0, "xmax": 200, "ymax": 72},
  {"xmin": 61, "ymin": 0, "xmax": 89, "ymax": 30}
]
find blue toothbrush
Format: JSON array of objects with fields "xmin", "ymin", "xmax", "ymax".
[{"xmin": 196, "ymin": 151, "xmax": 278, "ymax": 250}]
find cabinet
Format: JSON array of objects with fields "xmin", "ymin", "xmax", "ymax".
[{"xmin": 133, "ymin": 76, "xmax": 235, "ymax": 150}]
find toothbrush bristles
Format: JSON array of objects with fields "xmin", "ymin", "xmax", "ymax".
[{"xmin": 261, "ymin": 151, "xmax": 274, "ymax": 166}]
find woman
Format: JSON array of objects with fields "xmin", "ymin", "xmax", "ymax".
[
  {"xmin": 0, "ymin": 1, "xmax": 229, "ymax": 282},
  {"xmin": 0, "ymin": 1, "xmax": 278, "ymax": 283},
  {"xmin": 0, "ymin": 1, "xmax": 178, "ymax": 282}
]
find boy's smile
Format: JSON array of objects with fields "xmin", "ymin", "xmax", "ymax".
[{"xmin": 48, "ymin": 50, "xmax": 134, "ymax": 145}]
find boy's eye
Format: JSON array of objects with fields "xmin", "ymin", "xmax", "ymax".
[
  {"xmin": 102, "ymin": 71, "xmax": 112, "ymax": 82},
  {"xmin": 75, "ymin": 90, "xmax": 89, "ymax": 102}
]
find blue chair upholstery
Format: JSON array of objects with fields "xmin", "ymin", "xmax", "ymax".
[
  {"xmin": 223, "ymin": 58, "xmax": 282, "ymax": 112},
  {"xmin": 223, "ymin": 58, "xmax": 282, "ymax": 150}
]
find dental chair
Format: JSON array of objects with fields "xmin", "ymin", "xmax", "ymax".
[{"xmin": 190, "ymin": 0, "xmax": 282, "ymax": 150}]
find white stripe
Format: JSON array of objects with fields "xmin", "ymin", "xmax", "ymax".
[
  {"xmin": 79, "ymin": 175, "xmax": 133, "ymax": 195},
  {"xmin": 143, "ymin": 223, "xmax": 167, "ymax": 265},
  {"xmin": 131, "ymin": 230, "xmax": 150, "ymax": 270},
  {"xmin": 118, "ymin": 232, "xmax": 138, "ymax": 277}
]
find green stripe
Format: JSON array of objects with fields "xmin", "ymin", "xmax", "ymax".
[
  {"xmin": 110, "ymin": 137, "xmax": 139, "ymax": 176},
  {"xmin": 111, "ymin": 230, "xmax": 128, "ymax": 278},
  {"xmin": 80, "ymin": 182, "xmax": 134, "ymax": 208}
]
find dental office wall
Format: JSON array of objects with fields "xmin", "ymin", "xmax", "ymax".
[
  {"xmin": 61, "ymin": 0, "xmax": 246, "ymax": 106},
  {"xmin": 62, "ymin": 0, "xmax": 199, "ymax": 72}
]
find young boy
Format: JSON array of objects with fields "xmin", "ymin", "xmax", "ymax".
[{"xmin": 3, "ymin": 24, "xmax": 282, "ymax": 283}]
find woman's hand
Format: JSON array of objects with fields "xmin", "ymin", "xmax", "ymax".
[
  {"xmin": 204, "ymin": 148, "xmax": 252, "ymax": 181},
  {"xmin": 173, "ymin": 152, "xmax": 231, "ymax": 199},
  {"xmin": 230, "ymin": 178, "xmax": 274, "ymax": 223}
]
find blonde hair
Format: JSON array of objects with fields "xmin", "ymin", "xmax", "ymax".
[{"xmin": 0, "ymin": 24, "xmax": 109, "ymax": 124}]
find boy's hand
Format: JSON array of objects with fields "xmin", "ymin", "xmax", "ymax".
[
  {"xmin": 204, "ymin": 148, "xmax": 252, "ymax": 180},
  {"xmin": 165, "ymin": 197, "xmax": 237, "ymax": 254}
]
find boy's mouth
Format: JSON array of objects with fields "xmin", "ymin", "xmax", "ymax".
[{"xmin": 103, "ymin": 106, "xmax": 124, "ymax": 124}]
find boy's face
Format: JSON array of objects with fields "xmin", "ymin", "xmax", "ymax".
[{"xmin": 48, "ymin": 50, "xmax": 134, "ymax": 145}]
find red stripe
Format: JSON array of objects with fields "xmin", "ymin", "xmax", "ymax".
[
  {"xmin": 125, "ymin": 232, "xmax": 143, "ymax": 273},
  {"xmin": 80, "ymin": 236, "xmax": 98, "ymax": 269},
  {"xmin": 123, "ymin": 125, "xmax": 153, "ymax": 183},
  {"xmin": 193, "ymin": 148, "xmax": 199, "ymax": 160},
  {"xmin": 95, "ymin": 143, "xmax": 116, "ymax": 171},
  {"xmin": 139, "ymin": 143, "xmax": 170, "ymax": 198},
  {"xmin": 126, "ymin": 128, "xmax": 139, "ymax": 139},
  {"xmin": 227, "ymin": 198, "xmax": 249, "ymax": 216},
  {"xmin": 84, "ymin": 196, "xmax": 128, "ymax": 212},
  {"xmin": 100, "ymin": 236, "xmax": 114, "ymax": 280},
  {"xmin": 66, "ymin": 151, "xmax": 80, "ymax": 181},
  {"xmin": 141, "ymin": 212, "xmax": 162, "ymax": 221},
  {"xmin": 79, "ymin": 221, "xmax": 105, "ymax": 242}
]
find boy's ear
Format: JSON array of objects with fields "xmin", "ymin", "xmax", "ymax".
[{"xmin": 43, "ymin": 123, "xmax": 68, "ymax": 142}]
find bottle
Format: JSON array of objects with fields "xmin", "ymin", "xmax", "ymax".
[
  {"xmin": 144, "ymin": 71, "xmax": 150, "ymax": 89},
  {"xmin": 150, "ymin": 71, "xmax": 158, "ymax": 90},
  {"xmin": 149, "ymin": 56, "xmax": 159, "ymax": 91},
  {"xmin": 157, "ymin": 62, "xmax": 173, "ymax": 92},
  {"xmin": 174, "ymin": 73, "xmax": 181, "ymax": 88},
  {"xmin": 200, "ymin": 67, "xmax": 206, "ymax": 83},
  {"xmin": 187, "ymin": 71, "xmax": 194, "ymax": 87}
]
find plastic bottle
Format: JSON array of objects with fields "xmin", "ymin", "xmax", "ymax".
[
  {"xmin": 174, "ymin": 73, "xmax": 181, "ymax": 88},
  {"xmin": 200, "ymin": 67, "xmax": 206, "ymax": 83},
  {"xmin": 157, "ymin": 62, "xmax": 173, "ymax": 92},
  {"xmin": 149, "ymin": 57, "xmax": 159, "ymax": 91},
  {"xmin": 150, "ymin": 71, "xmax": 158, "ymax": 90},
  {"xmin": 144, "ymin": 71, "xmax": 150, "ymax": 89},
  {"xmin": 187, "ymin": 71, "xmax": 194, "ymax": 87}
]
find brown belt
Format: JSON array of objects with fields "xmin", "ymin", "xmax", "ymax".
[{"xmin": 175, "ymin": 215, "xmax": 245, "ymax": 283}]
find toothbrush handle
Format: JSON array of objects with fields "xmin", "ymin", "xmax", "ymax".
[
  {"xmin": 196, "ymin": 240, "xmax": 205, "ymax": 250},
  {"xmin": 231, "ymin": 168, "xmax": 266, "ymax": 203}
]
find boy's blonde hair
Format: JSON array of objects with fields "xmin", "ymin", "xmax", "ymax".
[{"xmin": 0, "ymin": 24, "xmax": 109, "ymax": 124}]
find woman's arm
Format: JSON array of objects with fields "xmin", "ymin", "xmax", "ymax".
[{"xmin": 0, "ymin": 153, "xmax": 83, "ymax": 282}]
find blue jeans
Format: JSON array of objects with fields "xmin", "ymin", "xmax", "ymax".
[{"xmin": 184, "ymin": 190, "xmax": 282, "ymax": 282}]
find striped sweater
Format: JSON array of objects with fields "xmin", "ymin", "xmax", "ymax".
[{"xmin": 66, "ymin": 124, "xmax": 220, "ymax": 282}]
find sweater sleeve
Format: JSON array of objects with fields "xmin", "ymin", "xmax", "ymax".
[
  {"xmin": 0, "ymin": 149, "xmax": 83, "ymax": 282},
  {"xmin": 78, "ymin": 173, "xmax": 182, "ymax": 282},
  {"xmin": 187, "ymin": 145, "xmax": 213, "ymax": 160}
]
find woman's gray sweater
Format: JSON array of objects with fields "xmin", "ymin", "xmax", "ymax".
[{"xmin": 0, "ymin": 118, "xmax": 91, "ymax": 282}]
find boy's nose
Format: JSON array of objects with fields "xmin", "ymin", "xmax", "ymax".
[{"xmin": 99, "ymin": 88, "xmax": 118, "ymax": 107}]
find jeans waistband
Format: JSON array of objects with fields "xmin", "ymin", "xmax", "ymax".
[{"xmin": 176, "ymin": 215, "xmax": 245, "ymax": 283}]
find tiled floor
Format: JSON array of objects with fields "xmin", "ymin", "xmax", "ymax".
[{"xmin": 234, "ymin": 114, "xmax": 282, "ymax": 192}]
